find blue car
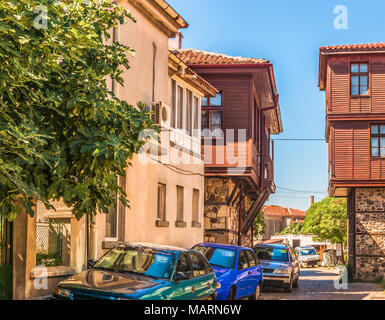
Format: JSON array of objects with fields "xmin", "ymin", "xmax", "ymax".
[{"xmin": 192, "ymin": 243, "xmax": 263, "ymax": 300}]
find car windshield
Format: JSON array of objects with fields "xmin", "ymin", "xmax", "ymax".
[
  {"xmin": 299, "ymin": 248, "xmax": 317, "ymax": 256},
  {"xmin": 193, "ymin": 246, "xmax": 236, "ymax": 268},
  {"xmin": 93, "ymin": 247, "xmax": 175, "ymax": 280},
  {"xmin": 254, "ymin": 247, "xmax": 289, "ymax": 262}
]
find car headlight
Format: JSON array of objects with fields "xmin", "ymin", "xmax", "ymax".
[
  {"xmin": 54, "ymin": 287, "xmax": 71, "ymax": 298},
  {"xmin": 274, "ymin": 269, "xmax": 289, "ymax": 274}
]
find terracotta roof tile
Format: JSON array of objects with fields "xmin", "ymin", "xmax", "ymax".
[
  {"xmin": 173, "ymin": 49, "xmax": 269, "ymax": 65},
  {"xmin": 263, "ymin": 205, "xmax": 306, "ymax": 218},
  {"xmin": 320, "ymin": 42, "xmax": 385, "ymax": 53}
]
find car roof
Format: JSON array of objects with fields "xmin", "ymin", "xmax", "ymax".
[
  {"xmin": 253, "ymin": 244, "xmax": 289, "ymax": 250},
  {"xmin": 115, "ymin": 242, "xmax": 188, "ymax": 253},
  {"xmin": 195, "ymin": 243, "xmax": 251, "ymax": 251}
]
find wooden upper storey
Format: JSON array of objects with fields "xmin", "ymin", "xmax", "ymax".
[
  {"xmin": 174, "ymin": 49, "xmax": 283, "ymax": 188},
  {"xmin": 319, "ymin": 44, "xmax": 385, "ymax": 140},
  {"xmin": 318, "ymin": 43, "xmax": 385, "ymax": 195}
]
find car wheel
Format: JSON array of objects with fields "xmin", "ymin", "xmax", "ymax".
[
  {"xmin": 293, "ymin": 275, "xmax": 299, "ymax": 288},
  {"xmin": 283, "ymin": 275, "xmax": 293, "ymax": 293},
  {"xmin": 249, "ymin": 282, "xmax": 261, "ymax": 300},
  {"xmin": 207, "ymin": 293, "xmax": 216, "ymax": 300},
  {"xmin": 228, "ymin": 286, "xmax": 236, "ymax": 300}
]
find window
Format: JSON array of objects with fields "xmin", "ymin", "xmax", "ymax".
[
  {"xmin": 238, "ymin": 250, "xmax": 249, "ymax": 270},
  {"xmin": 157, "ymin": 183, "xmax": 166, "ymax": 220},
  {"xmin": 201, "ymin": 92, "xmax": 223, "ymax": 138},
  {"xmin": 177, "ymin": 86, "xmax": 184, "ymax": 129},
  {"xmin": 202, "ymin": 93, "xmax": 222, "ymax": 107},
  {"xmin": 176, "ymin": 186, "xmax": 184, "ymax": 221},
  {"xmin": 193, "ymin": 96, "xmax": 200, "ymax": 138},
  {"xmin": 245, "ymin": 250, "xmax": 257, "ymax": 267},
  {"xmin": 171, "ymin": 79, "xmax": 176, "ymax": 128},
  {"xmin": 351, "ymin": 63, "xmax": 368, "ymax": 96},
  {"xmin": 174, "ymin": 254, "xmax": 191, "ymax": 278},
  {"xmin": 189, "ymin": 253, "xmax": 207, "ymax": 277},
  {"xmin": 371, "ymin": 124, "xmax": 385, "ymax": 157},
  {"xmin": 192, "ymin": 189, "xmax": 199, "ymax": 223},
  {"xmin": 186, "ymin": 90, "xmax": 192, "ymax": 135},
  {"xmin": 201, "ymin": 110, "xmax": 223, "ymax": 137},
  {"xmin": 193, "ymin": 245, "xmax": 236, "ymax": 269},
  {"xmin": 105, "ymin": 182, "xmax": 118, "ymax": 239}
]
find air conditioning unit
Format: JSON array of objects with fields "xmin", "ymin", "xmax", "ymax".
[{"xmin": 151, "ymin": 102, "xmax": 170, "ymax": 129}]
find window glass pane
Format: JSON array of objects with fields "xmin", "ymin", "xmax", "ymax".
[
  {"xmin": 193, "ymin": 96, "xmax": 199, "ymax": 136},
  {"xmin": 157, "ymin": 184, "xmax": 166, "ymax": 220},
  {"xmin": 192, "ymin": 189, "xmax": 199, "ymax": 223},
  {"xmin": 372, "ymin": 138, "xmax": 379, "ymax": 148},
  {"xmin": 189, "ymin": 254, "xmax": 206, "ymax": 278},
  {"xmin": 381, "ymin": 148, "xmax": 385, "ymax": 157},
  {"xmin": 105, "ymin": 179, "xmax": 118, "ymax": 239},
  {"xmin": 351, "ymin": 76, "xmax": 359, "ymax": 86},
  {"xmin": 177, "ymin": 86, "xmax": 184, "ymax": 129},
  {"xmin": 210, "ymin": 111, "xmax": 222, "ymax": 125},
  {"xmin": 381, "ymin": 137, "xmax": 385, "ymax": 148},
  {"xmin": 360, "ymin": 85, "xmax": 368, "ymax": 95},
  {"xmin": 246, "ymin": 250, "xmax": 256, "ymax": 267},
  {"xmin": 380, "ymin": 125, "xmax": 385, "ymax": 134},
  {"xmin": 351, "ymin": 64, "xmax": 359, "ymax": 72},
  {"xmin": 351, "ymin": 86, "xmax": 359, "ymax": 95},
  {"xmin": 201, "ymin": 111, "xmax": 208, "ymax": 130},
  {"xmin": 372, "ymin": 148, "xmax": 379, "ymax": 157},
  {"xmin": 360, "ymin": 76, "xmax": 368, "ymax": 85},
  {"xmin": 360, "ymin": 64, "xmax": 368, "ymax": 72},
  {"xmin": 176, "ymin": 186, "xmax": 184, "ymax": 221},
  {"xmin": 238, "ymin": 251, "xmax": 249, "ymax": 270},
  {"xmin": 186, "ymin": 90, "xmax": 192, "ymax": 135},
  {"xmin": 371, "ymin": 125, "xmax": 379, "ymax": 134},
  {"xmin": 171, "ymin": 80, "xmax": 176, "ymax": 128},
  {"xmin": 201, "ymin": 97, "xmax": 208, "ymax": 106},
  {"xmin": 210, "ymin": 93, "xmax": 222, "ymax": 106}
]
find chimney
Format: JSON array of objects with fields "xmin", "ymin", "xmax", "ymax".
[
  {"xmin": 310, "ymin": 195, "xmax": 315, "ymax": 207},
  {"xmin": 169, "ymin": 32, "xmax": 183, "ymax": 50}
]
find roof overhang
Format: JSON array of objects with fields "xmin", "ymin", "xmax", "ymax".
[
  {"xmin": 189, "ymin": 64, "xmax": 283, "ymax": 134},
  {"xmin": 121, "ymin": 0, "xmax": 188, "ymax": 37},
  {"xmin": 318, "ymin": 46, "xmax": 385, "ymax": 91}
]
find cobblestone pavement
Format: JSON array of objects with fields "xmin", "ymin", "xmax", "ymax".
[{"xmin": 261, "ymin": 267, "xmax": 385, "ymax": 300}]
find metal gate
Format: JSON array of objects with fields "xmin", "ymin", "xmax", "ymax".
[{"xmin": 0, "ymin": 217, "xmax": 12, "ymax": 300}]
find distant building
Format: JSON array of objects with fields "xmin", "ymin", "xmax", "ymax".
[{"xmin": 262, "ymin": 205, "xmax": 306, "ymax": 240}]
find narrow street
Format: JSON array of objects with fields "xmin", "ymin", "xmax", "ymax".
[{"xmin": 262, "ymin": 268, "xmax": 385, "ymax": 300}]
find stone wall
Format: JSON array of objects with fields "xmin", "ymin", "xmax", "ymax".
[
  {"xmin": 355, "ymin": 188, "xmax": 385, "ymax": 280},
  {"xmin": 204, "ymin": 178, "xmax": 253, "ymax": 246}
]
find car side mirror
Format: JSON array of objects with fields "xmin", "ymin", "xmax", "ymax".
[
  {"xmin": 88, "ymin": 259, "xmax": 97, "ymax": 269},
  {"xmin": 175, "ymin": 271, "xmax": 191, "ymax": 282}
]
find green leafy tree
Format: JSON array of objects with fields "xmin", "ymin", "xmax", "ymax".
[
  {"xmin": 277, "ymin": 222, "xmax": 304, "ymax": 235},
  {"xmin": 253, "ymin": 211, "xmax": 266, "ymax": 239},
  {"xmin": 0, "ymin": 0, "xmax": 156, "ymax": 220},
  {"xmin": 303, "ymin": 197, "xmax": 347, "ymax": 263}
]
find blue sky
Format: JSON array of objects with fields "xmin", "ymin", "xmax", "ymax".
[{"xmin": 167, "ymin": 0, "xmax": 385, "ymax": 211}]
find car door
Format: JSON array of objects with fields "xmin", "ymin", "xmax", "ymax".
[
  {"xmin": 168, "ymin": 253, "xmax": 196, "ymax": 300},
  {"xmin": 245, "ymin": 249, "xmax": 262, "ymax": 293},
  {"xmin": 188, "ymin": 252, "xmax": 216, "ymax": 299},
  {"xmin": 289, "ymin": 247, "xmax": 300, "ymax": 278},
  {"xmin": 235, "ymin": 250, "xmax": 250, "ymax": 299}
]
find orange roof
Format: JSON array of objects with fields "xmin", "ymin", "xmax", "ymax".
[
  {"xmin": 263, "ymin": 205, "xmax": 306, "ymax": 218},
  {"xmin": 173, "ymin": 49, "xmax": 269, "ymax": 65},
  {"xmin": 320, "ymin": 42, "xmax": 385, "ymax": 53}
]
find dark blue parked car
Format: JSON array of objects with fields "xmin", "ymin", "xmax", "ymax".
[{"xmin": 192, "ymin": 243, "xmax": 263, "ymax": 300}]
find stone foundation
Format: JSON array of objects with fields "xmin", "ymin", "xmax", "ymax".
[
  {"xmin": 353, "ymin": 188, "xmax": 385, "ymax": 280},
  {"xmin": 204, "ymin": 178, "xmax": 253, "ymax": 247}
]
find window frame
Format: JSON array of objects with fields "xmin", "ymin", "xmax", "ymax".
[
  {"xmin": 176, "ymin": 185, "xmax": 184, "ymax": 222},
  {"xmin": 350, "ymin": 62, "xmax": 369, "ymax": 97},
  {"xmin": 105, "ymin": 178, "xmax": 119, "ymax": 241},
  {"xmin": 201, "ymin": 92, "xmax": 223, "ymax": 139},
  {"xmin": 157, "ymin": 183, "xmax": 167, "ymax": 221},
  {"xmin": 370, "ymin": 124, "xmax": 385, "ymax": 158}
]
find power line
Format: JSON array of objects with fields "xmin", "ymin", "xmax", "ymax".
[
  {"xmin": 277, "ymin": 186, "xmax": 327, "ymax": 194},
  {"xmin": 272, "ymin": 138, "xmax": 325, "ymax": 141}
]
